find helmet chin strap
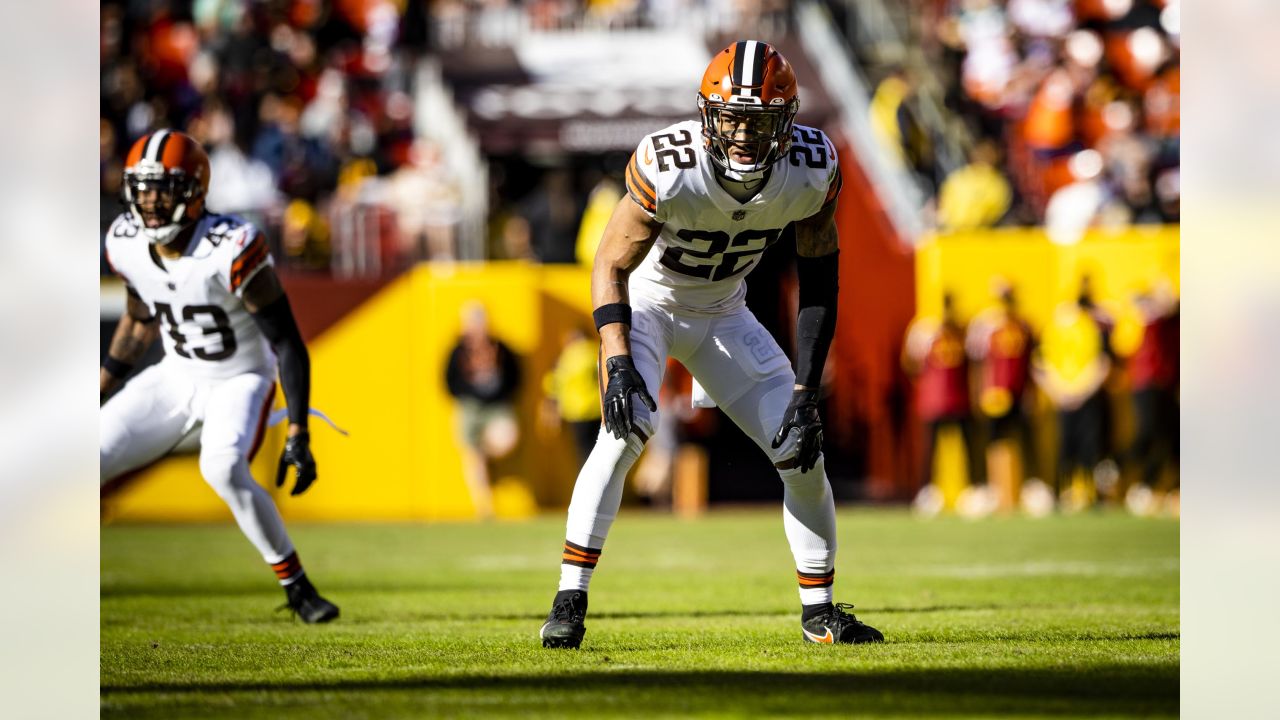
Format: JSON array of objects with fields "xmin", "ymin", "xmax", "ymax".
[
  {"xmin": 130, "ymin": 203, "xmax": 190, "ymax": 246},
  {"xmin": 719, "ymin": 163, "xmax": 769, "ymax": 184},
  {"xmin": 142, "ymin": 224, "xmax": 183, "ymax": 246}
]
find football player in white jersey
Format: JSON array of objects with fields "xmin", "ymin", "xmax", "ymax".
[
  {"xmin": 100, "ymin": 130, "xmax": 338, "ymax": 623},
  {"xmin": 540, "ymin": 41, "xmax": 883, "ymax": 648}
]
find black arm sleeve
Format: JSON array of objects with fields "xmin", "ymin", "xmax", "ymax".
[
  {"xmin": 445, "ymin": 345, "xmax": 469, "ymax": 398},
  {"xmin": 794, "ymin": 252, "xmax": 840, "ymax": 389},
  {"xmin": 496, "ymin": 342, "xmax": 522, "ymax": 402},
  {"xmin": 250, "ymin": 294, "xmax": 311, "ymax": 427}
]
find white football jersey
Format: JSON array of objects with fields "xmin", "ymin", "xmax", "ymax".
[
  {"xmin": 104, "ymin": 212, "xmax": 276, "ymax": 379},
  {"xmin": 625, "ymin": 119, "xmax": 842, "ymax": 314}
]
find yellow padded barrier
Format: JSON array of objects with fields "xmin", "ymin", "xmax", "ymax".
[{"xmin": 104, "ymin": 262, "xmax": 594, "ymax": 522}]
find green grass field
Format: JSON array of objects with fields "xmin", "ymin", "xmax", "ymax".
[{"xmin": 101, "ymin": 509, "xmax": 1178, "ymax": 718}]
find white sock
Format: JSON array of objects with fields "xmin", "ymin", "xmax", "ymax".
[
  {"xmin": 558, "ymin": 428, "xmax": 645, "ymax": 592},
  {"xmin": 779, "ymin": 455, "xmax": 837, "ymax": 606}
]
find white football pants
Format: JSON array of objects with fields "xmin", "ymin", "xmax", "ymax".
[
  {"xmin": 100, "ymin": 362, "xmax": 295, "ymax": 564},
  {"xmin": 561, "ymin": 300, "xmax": 838, "ymax": 604}
]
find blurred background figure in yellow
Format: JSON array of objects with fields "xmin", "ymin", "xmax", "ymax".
[
  {"xmin": 575, "ymin": 173, "xmax": 622, "ymax": 267},
  {"xmin": 937, "ymin": 139, "xmax": 1013, "ymax": 232},
  {"xmin": 869, "ymin": 65, "xmax": 937, "ymax": 199},
  {"xmin": 904, "ymin": 292, "xmax": 986, "ymax": 516},
  {"xmin": 445, "ymin": 302, "xmax": 522, "ymax": 519},
  {"xmin": 281, "ymin": 198, "xmax": 332, "ymax": 272},
  {"xmin": 1122, "ymin": 283, "xmax": 1180, "ymax": 516},
  {"xmin": 541, "ymin": 327, "xmax": 601, "ymax": 467},
  {"xmin": 966, "ymin": 279, "xmax": 1039, "ymax": 512},
  {"xmin": 1032, "ymin": 280, "xmax": 1112, "ymax": 512}
]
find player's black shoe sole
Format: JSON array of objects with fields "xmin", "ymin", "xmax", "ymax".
[
  {"xmin": 801, "ymin": 602, "xmax": 883, "ymax": 644},
  {"xmin": 540, "ymin": 590, "xmax": 587, "ymax": 649},
  {"xmin": 283, "ymin": 575, "xmax": 340, "ymax": 624}
]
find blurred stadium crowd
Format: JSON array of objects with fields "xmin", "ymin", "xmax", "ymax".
[
  {"xmin": 99, "ymin": 0, "xmax": 790, "ymax": 274},
  {"xmin": 101, "ymin": 0, "xmax": 1179, "ymax": 273},
  {"xmin": 864, "ymin": 0, "xmax": 1179, "ymax": 232},
  {"xmin": 101, "ymin": 0, "xmax": 453, "ymax": 274}
]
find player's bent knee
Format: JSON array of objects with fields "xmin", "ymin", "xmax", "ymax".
[
  {"xmin": 754, "ymin": 380, "xmax": 798, "ymax": 464},
  {"xmin": 198, "ymin": 450, "xmax": 250, "ymax": 497},
  {"xmin": 594, "ymin": 412, "xmax": 657, "ymax": 449},
  {"xmin": 776, "ymin": 455, "xmax": 828, "ymax": 490},
  {"xmin": 631, "ymin": 409, "xmax": 659, "ymax": 444},
  {"xmin": 592, "ymin": 423, "xmax": 649, "ymax": 461}
]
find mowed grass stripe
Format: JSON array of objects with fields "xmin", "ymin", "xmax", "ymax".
[{"xmin": 102, "ymin": 509, "xmax": 1178, "ymax": 718}]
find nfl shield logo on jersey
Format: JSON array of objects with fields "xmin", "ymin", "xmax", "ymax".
[{"xmin": 732, "ymin": 210, "xmax": 747, "ymax": 221}]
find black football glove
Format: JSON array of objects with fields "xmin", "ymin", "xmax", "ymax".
[
  {"xmin": 276, "ymin": 431, "xmax": 318, "ymax": 496},
  {"xmin": 771, "ymin": 388, "xmax": 824, "ymax": 473},
  {"xmin": 602, "ymin": 355, "xmax": 657, "ymax": 440}
]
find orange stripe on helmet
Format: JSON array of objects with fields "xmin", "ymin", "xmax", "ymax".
[
  {"xmin": 124, "ymin": 134, "xmax": 147, "ymax": 167},
  {"xmin": 700, "ymin": 41, "xmax": 798, "ymax": 105},
  {"xmin": 159, "ymin": 133, "xmax": 187, "ymax": 169}
]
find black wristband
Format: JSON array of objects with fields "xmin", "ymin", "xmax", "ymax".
[
  {"xmin": 791, "ymin": 387, "xmax": 820, "ymax": 405},
  {"xmin": 102, "ymin": 355, "xmax": 135, "ymax": 380},
  {"xmin": 593, "ymin": 303, "xmax": 632, "ymax": 331}
]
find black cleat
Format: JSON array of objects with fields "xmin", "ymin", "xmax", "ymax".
[
  {"xmin": 282, "ymin": 575, "xmax": 340, "ymax": 624},
  {"xmin": 801, "ymin": 603, "xmax": 884, "ymax": 644},
  {"xmin": 540, "ymin": 590, "xmax": 587, "ymax": 649}
]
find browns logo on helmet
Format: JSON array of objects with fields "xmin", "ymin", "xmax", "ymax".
[
  {"xmin": 122, "ymin": 130, "xmax": 210, "ymax": 244},
  {"xmin": 698, "ymin": 41, "xmax": 800, "ymax": 179}
]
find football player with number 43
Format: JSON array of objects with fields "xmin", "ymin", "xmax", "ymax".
[
  {"xmin": 540, "ymin": 42, "xmax": 883, "ymax": 648},
  {"xmin": 100, "ymin": 130, "xmax": 338, "ymax": 623}
]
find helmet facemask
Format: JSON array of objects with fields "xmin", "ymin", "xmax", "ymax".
[
  {"xmin": 123, "ymin": 162, "xmax": 202, "ymax": 245},
  {"xmin": 699, "ymin": 95, "xmax": 798, "ymax": 181}
]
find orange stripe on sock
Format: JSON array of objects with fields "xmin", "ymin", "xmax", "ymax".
[
  {"xmin": 563, "ymin": 545, "xmax": 601, "ymax": 560},
  {"xmin": 562, "ymin": 553, "xmax": 599, "ymax": 563},
  {"xmin": 271, "ymin": 552, "xmax": 302, "ymax": 580},
  {"xmin": 797, "ymin": 571, "xmax": 834, "ymax": 586}
]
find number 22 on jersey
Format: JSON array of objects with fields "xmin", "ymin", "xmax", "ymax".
[{"xmin": 659, "ymin": 227, "xmax": 782, "ymax": 281}]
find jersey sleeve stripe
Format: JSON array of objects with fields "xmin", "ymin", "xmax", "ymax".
[
  {"xmin": 626, "ymin": 165, "xmax": 657, "ymax": 212},
  {"xmin": 626, "ymin": 163, "xmax": 655, "ymax": 205},
  {"xmin": 232, "ymin": 233, "xmax": 267, "ymax": 263},
  {"xmin": 823, "ymin": 166, "xmax": 843, "ymax": 206},
  {"xmin": 230, "ymin": 239, "xmax": 268, "ymax": 276},
  {"xmin": 229, "ymin": 242, "xmax": 270, "ymax": 291},
  {"xmin": 628, "ymin": 153, "xmax": 657, "ymax": 198}
]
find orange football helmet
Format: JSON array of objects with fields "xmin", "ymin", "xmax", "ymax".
[
  {"xmin": 698, "ymin": 40, "xmax": 799, "ymax": 177},
  {"xmin": 122, "ymin": 129, "xmax": 210, "ymax": 244}
]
